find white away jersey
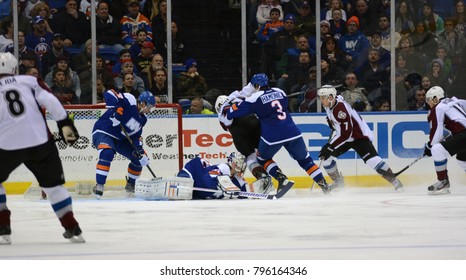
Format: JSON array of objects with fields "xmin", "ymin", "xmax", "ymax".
[
  {"xmin": 0, "ymin": 75, "xmax": 67, "ymax": 150},
  {"xmin": 427, "ymin": 97, "xmax": 466, "ymax": 145}
]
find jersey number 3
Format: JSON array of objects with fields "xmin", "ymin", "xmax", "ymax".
[
  {"xmin": 271, "ymin": 100, "xmax": 286, "ymax": 120},
  {"xmin": 5, "ymin": 90, "xmax": 25, "ymax": 116}
]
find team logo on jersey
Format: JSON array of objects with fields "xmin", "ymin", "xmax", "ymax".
[{"xmin": 337, "ymin": 111, "xmax": 347, "ymax": 119}]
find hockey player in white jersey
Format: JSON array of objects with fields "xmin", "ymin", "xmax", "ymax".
[
  {"xmin": 227, "ymin": 73, "xmax": 332, "ymax": 194},
  {"xmin": 422, "ymin": 86, "xmax": 466, "ymax": 195},
  {"xmin": 215, "ymin": 83, "xmax": 273, "ymax": 194},
  {"xmin": 92, "ymin": 90, "xmax": 156, "ymax": 198},
  {"xmin": 177, "ymin": 152, "xmax": 250, "ymax": 199},
  {"xmin": 0, "ymin": 52, "xmax": 84, "ymax": 244},
  {"xmin": 317, "ymin": 85, "xmax": 403, "ymax": 191}
]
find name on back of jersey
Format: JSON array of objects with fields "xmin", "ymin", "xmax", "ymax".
[
  {"xmin": 0, "ymin": 77, "xmax": 17, "ymax": 86},
  {"xmin": 260, "ymin": 91, "xmax": 283, "ymax": 104}
]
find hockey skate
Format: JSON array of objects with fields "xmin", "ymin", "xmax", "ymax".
[
  {"xmin": 276, "ymin": 170, "xmax": 292, "ymax": 193},
  {"xmin": 330, "ymin": 172, "xmax": 345, "ymax": 191},
  {"xmin": 0, "ymin": 225, "xmax": 11, "ymax": 245},
  {"xmin": 125, "ymin": 177, "xmax": 135, "ymax": 196},
  {"xmin": 63, "ymin": 226, "xmax": 85, "ymax": 243},
  {"xmin": 393, "ymin": 178, "xmax": 404, "ymax": 192},
  {"xmin": 428, "ymin": 179, "xmax": 450, "ymax": 195},
  {"xmin": 93, "ymin": 183, "xmax": 104, "ymax": 199},
  {"xmin": 317, "ymin": 180, "xmax": 333, "ymax": 194}
]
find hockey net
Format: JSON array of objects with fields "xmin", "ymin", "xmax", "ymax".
[{"xmin": 24, "ymin": 103, "xmax": 183, "ymax": 198}]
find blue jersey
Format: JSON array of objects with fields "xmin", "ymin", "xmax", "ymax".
[
  {"xmin": 92, "ymin": 90, "xmax": 147, "ymax": 143},
  {"xmin": 179, "ymin": 157, "xmax": 248, "ymax": 199},
  {"xmin": 227, "ymin": 87, "xmax": 302, "ymax": 145}
]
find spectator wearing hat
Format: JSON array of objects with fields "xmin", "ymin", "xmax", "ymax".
[
  {"xmin": 29, "ymin": 2, "xmax": 54, "ymax": 34},
  {"xmin": 319, "ymin": 20, "xmax": 332, "ymax": 42},
  {"xmin": 134, "ymin": 41, "xmax": 155, "ymax": 73},
  {"xmin": 426, "ymin": 58, "xmax": 450, "ymax": 89},
  {"xmin": 294, "ymin": 0, "xmax": 316, "ymax": 37},
  {"xmin": 44, "ymin": 55, "xmax": 81, "ymax": 100},
  {"xmin": 40, "ymin": 33, "xmax": 72, "ymax": 76},
  {"xmin": 120, "ymin": 0, "xmax": 153, "ymax": 48},
  {"xmin": 113, "ymin": 59, "xmax": 145, "ymax": 94},
  {"xmin": 176, "ymin": 59, "xmax": 208, "ymax": 102},
  {"xmin": 129, "ymin": 29, "xmax": 150, "ymax": 60},
  {"xmin": 96, "ymin": 1, "xmax": 125, "ymax": 55},
  {"xmin": 338, "ymin": 15, "xmax": 370, "ymax": 70},
  {"xmin": 25, "ymin": 15, "xmax": 54, "ymax": 59},
  {"xmin": 50, "ymin": 0, "xmax": 90, "ymax": 50},
  {"xmin": 262, "ymin": 13, "xmax": 299, "ymax": 80}
]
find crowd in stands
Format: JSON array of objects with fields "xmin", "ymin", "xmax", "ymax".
[
  {"xmin": 249, "ymin": 0, "xmax": 466, "ymax": 112},
  {"xmin": 2, "ymin": 0, "xmax": 466, "ymax": 113}
]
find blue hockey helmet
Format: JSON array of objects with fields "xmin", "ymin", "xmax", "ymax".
[
  {"xmin": 138, "ymin": 91, "xmax": 156, "ymax": 106},
  {"xmin": 250, "ymin": 73, "xmax": 269, "ymax": 88}
]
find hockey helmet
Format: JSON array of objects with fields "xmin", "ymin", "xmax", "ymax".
[
  {"xmin": 317, "ymin": 85, "xmax": 337, "ymax": 98},
  {"xmin": 426, "ymin": 86, "xmax": 445, "ymax": 101},
  {"xmin": 0, "ymin": 52, "xmax": 18, "ymax": 75},
  {"xmin": 138, "ymin": 91, "xmax": 156, "ymax": 106},
  {"xmin": 250, "ymin": 73, "xmax": 269, "ymax": 88},
  {"xmin": 215, "ymin": 95, "xmax": 229, "ymax": 114},
  {"xmin": 227, "ymin": 152, "xmax": 247, "ymax": 175}
]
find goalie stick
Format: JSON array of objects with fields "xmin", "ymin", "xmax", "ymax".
[
  {"xmin": 180, "ymin": 180, "xmax": 294, "ymax": 200},
  {"xmin": 120, "ymin": 124, "xmax": 158, "ymax": 179}
]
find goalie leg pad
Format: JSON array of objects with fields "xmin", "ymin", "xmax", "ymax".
[
  {"xmin": 251, "ymin": 177, "xmax": 274, "ymax": 194},
  {"xmin": 135, "ymin": 177, "xmax": 194, "ymax": 200}
]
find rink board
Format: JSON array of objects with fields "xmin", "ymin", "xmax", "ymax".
[{"xmin": 5, "ymin": 111, "xmax": 464, "ymax": 194}]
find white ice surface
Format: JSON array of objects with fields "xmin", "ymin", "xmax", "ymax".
[{"xmin": 1, "ymin": 184, "xmax": 466, "ymax": 260}]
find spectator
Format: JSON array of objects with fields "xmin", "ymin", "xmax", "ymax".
[
  {"xmin": 6, "ymin": 31, "xmax": 36, "ymax": 62},
  {"xmin": 120, "ymin": 0, "xmax": 153, "ymax": 48},
  {"xmin": 40, "ymin": 33, "xmax": 72, "ymax": 76},
  {"xmin": 112, "ymin": 49, "xmax": 135, "ymax": 77},
  {"xmin": 0, "ymin": 16, "xmax": 13, "ymax": 52},
  {"xmin": 408, "ymin": 88, "xmax": 429, "ymax": 110},
  {"xmin": 318, "ymin": 19, "xmax": 332, "ymax": 43},
  {"xmin": 276, "ymin": 35, "xmax": 311, "ymax": 92},
  {"xmin": 134, "ymin": 41, "xmax": 155, "ymax": 74},
  {"xmin": 340, "ymin": 72, "xmax": 372, "ymax": 111},
  {"xmin": 118, "ymin": 72, "xmax": 141, "ymax": 99},
  {"xmin": 395, "ymin": 0, "xmax": 416, "ymax": 36},
  {"xmin": 50, "ymin": 68, "xmax": 79, "ymax": 105},
  {"xmin": 29, "ymin": 2, "xmax": 54, "ymax": 33},
  {"xmin": 434, "ymin": 45, "xmax": 453, "ymax": 79},
  {"xmin": 113, "ymin": 59, "xmax": 145, "ymax": 94},
  {"xmin": 261, "ymin": 13, "xmax": 298, "ymax": 80},
  {"xmin": 184, "ymin": 97, "xmax": 214, "ymax": 115},
  {"xmin": 375, "ymin": 99, "xmax": 390, "ymax": 111},
  {"xmin": 96, "ymin": 1, "xmax": 125, "ymax": 54},
  {"xmin": 71, "ymin": 39, "xmax": 97, "ymax": 74},
  {"xmin": 453, "ymin": 0, "xmax": 466, "ymax": 36},
  {"xmin": 142, "ymin": 0, "xmax": 161, "ymax": 21},
  {"xmin": 129, "ymin": 29, "xmax": 149, "ymax": 60},
  {"xmin": 51, "ymin": 0, "xmax": 90, "ymax": 49},
  {"xmin": 257, "ymin": 8, "xmax": 284, "ymax": 44},
  {"xmin": 148, "ymin": 68, "xmax": 168, "ymax": 103},
  {"xmin": 24, "ymin": 0, "xmax": 45, "ymax": 19},
  {"xmin": 19, "ymin": 52, "xmax": 39, "ymax": 75},
  {"xmin": 298, "ymin": 66, "xmax": 318, "ymax": 113},
  {"xmin": 140, "ymin": 53, "xmax": 167, "ymax": 90},
  {"xmin": 95, "ymin": 77, "xmax": 106, "ymax": 103},
  {"xmin": 328, "ymin": 7, "xmax": 347, "ymax": 40},
  {"xmin": 176, "ymin": 58, "xmax": 208, "ymax": 102},
  {"xmin": 406, "ymin": 74, "xmax": 433, "ymax": 107},
  {"xmin": 294, "ymin": 0, "xmax": 316, "ymax": 37},
  {"xmin": 357, "ymin": 48, "xmax": 390, "ymax": 104},
  {"xmin": 419, "ymin": 0, "xmax": 444, "ymax": 35},
  {"xmin": 378, "ymin": 14, "xmax": 402, "ymax": 51},
  {"xmin": 349, "ymin": 0, "xmax": 378, "ymax": 36},
  {"xmin": 338, "ymin": 16, "xmax": 370, "ymax": 71},
  {"xmin": 25, "ymin": 66, "xmax": 41, "ymax": 78},
  {"xmin": 321, "ymin": 36, "xmax": 349, "ymax": 71},
  {"xmin": 79, "ymin": 54, "xmax": 115, "ymax": 104},
  {"xmin": 0, "ymin": 0, "xmax": 10, "ymax": 22},
  {"xmin": 151, "ymin": 0, "xmax": 178, "ymax": 42},
  {"xmin": 44, "ymin": 55, "xmax": 81, "ymax": 100},
  {"xmin": 287, "ymin": 51, "xmax": 313, "ymax": 112},
  {"xmin": 325, "ymin": 0, "xmax": 347, "ymax": 21},
  {"xmin": 256, "ymin": 0, "xmax": 284, "ymax": 33},
  {"xmin": 426, "ymin": 58, "xmax": 450, "ymax": 89},
  {"xmin": 321, "ymin": 56, "xmax": 344, "ymax": 86},
  {"xmin": 155, "ymin": 19, "xmax": 186, "ymax": 65},
  {"xmin": 25, "ymin": 15, "xmax": 53, "ymax": 59},
  {"xmin": 409, "ymin": 21, "xmax": 438, "ymax": 69},
  {"xmin": 356, "ymin": 31, "xmax": 390, "ymax": 72},
  {"xmin": 437, "ymin": 17, "xmax": 466, "ymax": 68}
]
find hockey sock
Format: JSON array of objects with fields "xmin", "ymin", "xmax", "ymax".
[
  {"xmin": 0, "ymin": 184, "xmax": 10, "ymax": 227},
  {"xmin": 96, "ymin": 148, "xmax": 115, "ymax": 185},
  {"xmin": 432, "ymin": 144, "xmax": 449, "ymax": 180},
  {"xmin": 42, "ymin": 186, "xmax": 78, "ymax": 229},
  {"xmin": 297, "ymin": 157, "xmax": 324, "ymax": 182},
  {"xmin": 258, "ymin": 157, "xmax": 279, "ymax": 178},
  {"xmin": 127, "ymin": 162, "xmax": 143, "ymax": 185}
]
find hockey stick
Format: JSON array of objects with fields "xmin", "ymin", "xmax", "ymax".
[
  {"xmin": 179, "ymin": 181, "xmax": 294, "ymax": 200},
  {"xmin": 287, "ymin": 84, "xmax": 344, "ymax": 98},
  {"xmin": 120, "ymin": 124, "xmax": 158, "ymax": 179},
  {"xmin": 378, "ymin": 155, "xmax": 425, "ymax": 178}
]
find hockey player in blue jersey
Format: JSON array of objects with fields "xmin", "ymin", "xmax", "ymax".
[
  {"xmin": 92, "ymin": 90, "xmax": 156, "ymax": 198},
  {"xmin": 226, "ymin": 73, "xmax": 333, "ymax": 194},
  {"xmin": 177, "ymin": 152, "xmax": 249, "ymax": 199}
]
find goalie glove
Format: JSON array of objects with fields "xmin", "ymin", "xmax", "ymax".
[{"xmin": 57, "ymin": 115, "xmax": 79, "ymax": 146}]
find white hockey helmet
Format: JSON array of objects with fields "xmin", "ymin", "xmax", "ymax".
[
  {"xmin": 227, "ymin": 152, "xmax": 247, "ymax": 175},
  {"xmin": 317, "ymin": 85, "xmax": 337, "ymax": 98},
  {"xmin": 0, "ymin": 52, "xmax": 18, "ymax": 75},
  {"xmin": 215, "ymin": 95, "xmax": 229, "ymax": 114},
  {"xmin": 426, "ymin": 86, "xmax": 445, "ymax": 101}
]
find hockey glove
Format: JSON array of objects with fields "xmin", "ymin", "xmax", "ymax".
[
  {"xmin": 57, "ymin": 115, "xmax": 79, "ymax": 146},
  {"xmin": 132, "ymin": 148, "xmax": 150, "ymax": 166},
  {"xmin": 423, "ymin": 143, "xmax": 432, "ymax": 157},
  {"xmin": 319, "ymin": 143, "xmax": 334, "ymax": 160}
]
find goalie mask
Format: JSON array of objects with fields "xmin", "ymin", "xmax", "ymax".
[{"xmin": 227, "ymin": 152, "xmax": 246, "ymax": 175}]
